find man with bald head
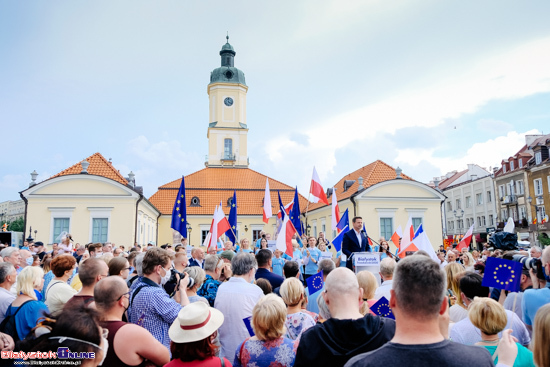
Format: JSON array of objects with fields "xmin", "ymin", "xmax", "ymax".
[
  {"xmin": 188, "ymin": 247, "xmax": 205, "ymax": 268},
  {"xmin": 95, "ymin": 276, "xmax": 170, "ymax": 366},
  {"xmin": 64, "ymin": 258, "xmax": 108, "ymax": 310},
  {"xmin": 294, "ymin": 267, "xmax": 396, "ymax": 367}
]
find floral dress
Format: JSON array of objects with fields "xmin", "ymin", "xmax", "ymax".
[
  {"xmin": 283, "ymin": 311, "xmax": 316, "ymax": 340},
  {"xmin": 233, "ymin": 337, "xmax": 296, "ymax": 367}
]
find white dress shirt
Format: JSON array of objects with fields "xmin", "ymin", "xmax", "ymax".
[
  {"xmin": 354, "ymin": 229, "xmax": 362, "ymax": 247},
  {"xmin": 374, "ymin": 279, "xmax": 393, "ymax": 301},
  {"xmin": 214, "ymin": 277, "xmax": 263, "ymax": 359}
]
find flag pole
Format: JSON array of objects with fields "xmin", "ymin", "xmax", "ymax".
[{"xmin": 304, "ymin": 193, "xmax": 311, "ymax": 235}]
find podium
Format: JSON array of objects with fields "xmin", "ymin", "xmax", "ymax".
[{"xmin": 353, "ymin": 252, "xmax": 382, "ymax": 285}]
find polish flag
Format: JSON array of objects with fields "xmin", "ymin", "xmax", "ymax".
[
  {"xmin": 398, "ymin": 218, "xmax": 418, "ymax": 258},
  {"xmin": 331, "ymin": 188, "xmax": 341, "ymax": 232},
  {"xmin": 390, "ymin": 225, "xmax": 402, "ymax": 249},
  {"xmin": 410, "ymin": 224, "xmax": 438, "ymax": 262},
  {"xmin": 207, "ymin": 205, "xmax": 231, "ymax": 252},
  {"xmin": 309, "ymin": 167, "xmax": 329, "ymax": 205},
  {"xmin": 276, "ymin": 213, "xmax": 297, "ymax": 257},
  {"xmin": 263, "ymin": 178, "xmax": 272, "ymax": 223},
  {"xmin": 456, "ymin": 224, "xmax": 474, "ymax": 251}
]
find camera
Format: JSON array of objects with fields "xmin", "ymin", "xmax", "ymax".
[
  {"xmin": 511, "ymin": 254, "xmax": 544, "ymax": 280},
  {"xmin": 169, "ymin": 269, "xmax": 195, "ymax": 289}
]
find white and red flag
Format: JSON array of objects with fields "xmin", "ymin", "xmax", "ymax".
[
  {"xmin": 263, "ymin": 178, "xmax": 272, "ymax": 224},
  {"xmin": 206, "ymin": 204, "xmax": 231, "ymax": 252},
  {"xmin": 390, "ymin": 225, "xmax": 402, "ymax": 249},
  {"xmin": 331, "ymin": 188, "xmax": 341, "ymax": 232},
  {"xmin": 456, "ymin": 224, "xmax": 474, "ymax": 251},
  {"xmin": 309, "ymin": 167, "xmax": 329, "ymax": 205},
  {"xmin": 276, "ymin": 213, "xmax": 297, "ymax": 257},
  {"xmin": 398, "ymin": 218, "xmax": 418, "ymax": 258}
]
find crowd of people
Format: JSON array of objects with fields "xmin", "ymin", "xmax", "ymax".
[{"xmin": 0, "ymin": 225, "xmax": 548, "ymax": 367}]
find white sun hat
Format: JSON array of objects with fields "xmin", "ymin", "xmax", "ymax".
[{"xmin": 168, "ymin": 302, "xmax": 224, "ymax": 343}]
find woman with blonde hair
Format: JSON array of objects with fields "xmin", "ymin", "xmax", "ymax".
[
  {"xmin": 469, "ymin": 297, "xmax": 534, "ymax": 366},
  {"xmin": 532, "ymin": 304, "xmax": 550, "ymax": 367},
  {"xmin": 234, "ymin": 294, "xmax": 296, "ymax": 367},
  {"xmin": 461, "ymin": 252, "xmax": 475, "ymax": 272},
  {"xmin": 356, "ymin": 271, "xmax": 378, "ymax": 315},
  {"xmin": 239, "ymin": 238, "xmax": 253, "ymax": 253},
  {"xmin": 4, "ymin": 266, "xmax": 48, "ymax": 341},
  {"xmin": 445, "ymin": 262, "xmax": 465, "ymax": 307},
  {"xmin": 280, "ymin": 277, "xmax": 316, "ymax": 340}
]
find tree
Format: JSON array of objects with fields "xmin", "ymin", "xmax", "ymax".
[{"xmin": 1, "ymin": 217, "xmax": 25, "ymax": 232}]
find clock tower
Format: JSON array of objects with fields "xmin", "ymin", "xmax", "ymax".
[{"xmin": 206, "ymin": 36, "xmax": 249, "ymax": 168}]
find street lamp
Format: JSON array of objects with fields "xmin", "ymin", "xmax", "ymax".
[
  {"xmin": 453, "ymin": 209, "xmax": 465, "ymax": 248},
  {"xmin": 306, "ymin": 224, "xmax": 311, "ymax": 236},
  {"xmin": 527, "ymin": 196, "xmax": 542, "ymax": 245},
  {"xmin": 244, "ymin": 225, "xmax": 248, "ymax": 232},
  {"xmin": 186, "ymin": 223, "xmax": 192, "ymax": 246}
]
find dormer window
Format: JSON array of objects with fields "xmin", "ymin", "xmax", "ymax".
[
  {"xmin": 190, "ymin": 196, "xmax": 201, "ymax": 207},
  {"xmin": 510, "ymin": 161, "xmax": 514, "ymax": 170},
  {"xmin": 519, "ymin": 159, "xmax": 523, "ymax": 168},
  {"xmin": 535, "ymin": 152, "xmax": 542, "ymax": 165},
  {"xmin": 502, "ymin": 165, "xmax": 506, "ymax": 173}
]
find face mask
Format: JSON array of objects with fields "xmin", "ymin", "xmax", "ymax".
[
  {"xmin": 96, "ymin": 253, "xmax": 103, "ymax": 258},
  {"xmin": 32, "ymin": 247, "xmax": 39, "ymax": 254},
  {"xmin": 481, "ymin": 255, "xmax": 487, "ymax": 261},
  {"xmin": 26, "ymin": 257, "xmax": 33, "ymax": 266},
  {"xmin": 129, "ymin": 266, "xmax": 135, "ymax": 274},
  {"xmin": 98, "ymin": 337, "xmax": 108, "ymax": 366},
  {"xmin": 160, "ymin": 267, "xmax": 171, "ymax": 286},
  {"xmin": 34, "ymin": 289, "xmax": 43, "ymax": 301}
]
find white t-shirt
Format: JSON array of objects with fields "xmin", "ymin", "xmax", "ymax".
[{"xmin": 45, "ymin": 280, "xmax": 77, "ymax": 316}]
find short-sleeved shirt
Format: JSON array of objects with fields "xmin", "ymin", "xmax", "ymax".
[
  {"xmin": 272, "ymin": 257, "xmax": 285, "ymax": 277},
  {"xmin": 303, "ymin": 248, "xmax": 321, "ymax": 275},
  {"xmin": 127, "ymin": 277, "xmax": 182, "ymax": 349},
  {"xmin": 197, "ymin": 274, "xmax": 222, "ymax": 307},
  {"xmin": 44, "ymin": 280, "xmax": 77, "ymax": 316},
  {"xmin": 284, "ymin": 312, "xmax": 316, "ymax": 340},
  {"xmin": 521, "ymin": 287, "xmax": 550, "ymax": 326},
  {"xmin": 0, "ymin": 287, "xmax": 16, "ymax": 323},
  {"xmin": 344, "ymin": 339, "xmax": 494, "ymax": 367}
]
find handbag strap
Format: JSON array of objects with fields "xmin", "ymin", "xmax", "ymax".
[
  {"xmin": 239, "ymin": 337, "xmax": 251, "ymax": 363},
  {"xmin": 219, "ymin": 356, "xmax": 225, "ymax": 367}
]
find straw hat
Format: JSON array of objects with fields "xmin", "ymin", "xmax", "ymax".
[{"xmin": 168, "ymin": 302, "xmax": 224, "ymax": 343}]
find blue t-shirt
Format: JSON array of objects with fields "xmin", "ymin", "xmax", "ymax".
[
  {"xmin": 522, "ymin": 287, "xmax": 550, "ymax": 326},
  {"xmin": 303, "ymin": 247, "xmax": 321, "ymax": 275},
  {"xmin": 336, "ymin": 250, "xmax": 346, "ymax": 267},
  {"xmin": 272, "ymin": 257, "xmax": 285, "ymax": 277}
]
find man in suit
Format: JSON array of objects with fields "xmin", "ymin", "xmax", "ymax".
[
  {"xmin": 342, "ymin": 216, "xmax": 370, "ymax": 270},
  {"xmin": 188, "ymin": 247, "xmax": 205, "ymax": 268}
]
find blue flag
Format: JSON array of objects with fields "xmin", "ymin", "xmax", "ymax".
[
  {"xmin": 306, "ymin": 270, "xmax": 324, "ymax": 295},
  {"xmin": 336, "ymin": 209, "xmax": 349, "ymax": 232},
  {"xmin": 243, "ymin": 316, "xmax": 255, "ymax": 336},
  {"xmin": 278, "ymin": 191, "xmax": 285, "ymax": 220},
  {"xmin": 226, "ymin": 190, "xmax": 237, "ymax": 244},
  {"xmin": 482, "ymin": 257, "xmax": 522, "ymax": 292},
  {"xmin": 170, "ymin": 176, "xmax": 188, "ymax": 237},
  {"xmin": 331, "ymin": 225, "xmax": 348, "ymax": 252},
  {"xmin": 290, "ymin": 187, "xmax": 303, "ymax": 236},
  {"xmin": 370, "ymin": 296, "xmax": 395, "ymax": 319}
]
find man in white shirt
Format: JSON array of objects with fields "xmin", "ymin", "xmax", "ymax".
[
  {"xmin": 214, "ymin": 252, "xmax": 263, "ymax": 359},
  {"xmin": 375, "ymin": 258, "xmax": 395, "ymax": 301},
  {"xmin": 0, "ymin": 263, "xmax": 17, "ymax": 323}
]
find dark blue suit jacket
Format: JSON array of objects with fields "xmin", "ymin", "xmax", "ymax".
[
  {"xmin": 255, "ymin": 268, "xmax": 284, "ymax": 289},
  {"xmin": 188, "ymin": 258, "xmax": 203, "ymax": 268},
  {"xmin": 342, "ymin": 229, "xmax": 370, "ymax": 270}
]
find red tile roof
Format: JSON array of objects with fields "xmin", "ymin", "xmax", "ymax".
[
  {"xmin": 438, "ymin": 169, "xmax": 467, "ymax": 190},
  {"xmin": 149, "ymin": 167, "xmax": 308, "ymax": 216},
  {"xmin": 307, "ymin": 160, "xmax": 413, "ymax": 211},
  {"xmin": 51, "ymin": 153, "xmax": 128, "ymax": 185}
]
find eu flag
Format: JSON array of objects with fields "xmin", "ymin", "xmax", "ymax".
[
  {"xmin": 170, "ymin": 176, "xmax": 188, "ymax": 237},
  {"xmin": 370, "ymin": 296, "xmax": 395, "ymax": 319},
  {"xmin": 331, "ymin": 225, "xmax": 348, "ymax": 252},
  {"xmin": 482, "ymin": 257, "xmax": 522, "ymax": 292},
  {"xmin": 336, "ymin": 209, "xmax": 349, "ymax": 232},
  {"xmin": 306, "ymin": 270, "xmax": 324, "ymax": 295},
  {"xmin": 290, "ymin": 187, "xmax": 303, "ymax": 236},
  {"xmin": 243, "ymin": 316, "xmax": 255, "ymax": 336},
  {"xmin": 226, "ymin": 190, "xmax": 237, "ymax": 244}
]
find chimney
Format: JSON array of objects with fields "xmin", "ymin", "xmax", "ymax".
[
  {"xmin": 396, "ymin": 167, "xmax": 402, "ymax": 179},
  {"xmin": 434, "ymin": 177, "xmax": 440, "ymax": 189},
  {"xmin": 29, "ymin": 170, "xmax": 38, "ymax": 187},
  {"xmin": 358, "ymin": 176, "xmax": 364, "ymax": 190},
  {"xmin": 80, "ymin": 159, "xmax": 90, "ymax": 174},
  {"xmin": 108, "ymin": 158, "xmax": 112, "ymax": 164},
  {"xmin": 471, "ymin": 174, "xmax": 477, "ymax": 181}
]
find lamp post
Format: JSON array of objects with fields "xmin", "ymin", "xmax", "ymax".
[
  {"xmin": 244, "ymin": 225, "xmax": 248, "ymax": 233},
  {"xmin": 306, "ymin": 224, "xmax": 311, "ymax": 236},
  {"xmin": 186, "ymin": 223, "xmax": 192, "ymax": 246},
  {"xmin": 527, "ymin": 196, "xmax": 541, "ymax": 245}
]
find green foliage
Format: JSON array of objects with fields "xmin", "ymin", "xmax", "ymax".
[
  {"xmin": 539, "ymin": 234, "xmax": 550, "ymax": 248},
  {"xmin": 1, "ymin": 217, "xmax": 25, "ymax": 232}
]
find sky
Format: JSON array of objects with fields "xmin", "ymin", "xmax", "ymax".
[{"xmin": 1, "ymin": 1, "xmax": 550, "ymax": 203}]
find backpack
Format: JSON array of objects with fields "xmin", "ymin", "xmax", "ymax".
[{"xmin": 0, "ymin": 300, "xmax": 33, "ymax": 343}]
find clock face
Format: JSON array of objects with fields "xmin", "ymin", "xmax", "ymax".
[{"xmin": 224, "ymin": 97, "xmax": 234, "ymax": 107}]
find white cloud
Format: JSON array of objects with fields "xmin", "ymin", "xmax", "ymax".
[
  {"xmin": 264, "ymin": 37, "xmax": 550, "ymax": 183},
  {"xmin": 394, "ymin": 129, "xmax": 541, "ymax": 181}
]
